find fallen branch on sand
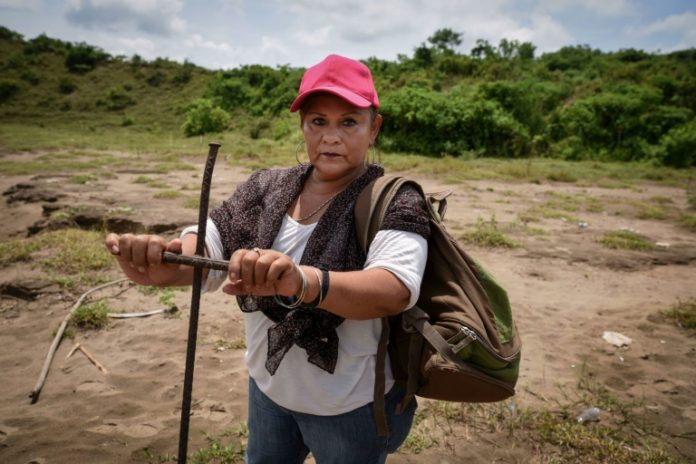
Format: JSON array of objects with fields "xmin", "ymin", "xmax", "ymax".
[
  {"xmin": 65, "ymin": 342, "xmax": 108, "ymax": 374},
  {"xmin": 29, "ymin": 278, "xmax": 129, "ymax": 404},
  {"xmin": 107, "ymin": 306, "xmax": 176, "ymax": 319}
]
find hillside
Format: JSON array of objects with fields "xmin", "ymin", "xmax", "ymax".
[{"xmin": 1, "ymin": 26, "xmax": 695, "ymax": 166}]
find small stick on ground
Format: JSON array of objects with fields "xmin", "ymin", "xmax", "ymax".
[
  {"xmin": 65, "ymin": 343, "xmax": 81, "ymax": 360},
  {"xmin": 77, "ymin": 344, "xmax": 108, "ymax": 374},
  {"xmin": 29, "ymin": 278, "xmax": 129, "ymax": 404},
  {"xmin": 107, "ymin": 307, "xmax": 176, "ymax": 319}
]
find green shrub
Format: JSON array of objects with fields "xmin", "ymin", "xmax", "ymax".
[
  {"xmin": 146, "ymin": 71, "xmax": 166, "ymax": 87},
  {"xmin": 663, "ymin": 299, "xmax": 696, "ymax": 331},
  {"xmin": 24, "ymin": 33, "xmax": 69, "ymax": 55},
  {"xmin": 380, "ymin": 86, "xmax": 528, "ymax": 157},
  {"xmin": 182, "ymin": 98, "xmax": 230, "ymax": 136},
  {"xmin": 0, "ymin": 79, "xmax": 20, "ymax": 102},
  {"xmin": 20, "ymin": 70, "xmax": 40, "ymax": 85},
  {"xmin": 106, "ymin": 86, "xmax": 135, "ymax": 110},
  {"xmin": 0, "ymin": 26, "xmax": 23, "ymax": 41},
  {"xmin": 58, "ymin": 77, "xmax": 76, "ymax": 94},
  {"xmin": 71, "ymin": 300, "xmax": 110, "ymax": 330},
  {"xmin": 65, "ymin": 42, "xmax": 109, "ymax": 73},
  {"xmin": 657, "ymin": 121, "xmax": 696, "ymax": 168}
]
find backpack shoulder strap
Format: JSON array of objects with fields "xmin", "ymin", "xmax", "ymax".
[{"xmin": 355, "ymin": 175, "xmax": 410, "ymax": 254}]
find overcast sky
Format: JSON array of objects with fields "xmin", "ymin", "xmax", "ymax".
[{"xmin": 1, "ymin": 0, "xmax": 694, "ymax": 70}]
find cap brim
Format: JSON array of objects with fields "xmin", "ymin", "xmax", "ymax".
[{"xmin": 290, "ymin": 86, "xmax": 372, "ymax": 112}]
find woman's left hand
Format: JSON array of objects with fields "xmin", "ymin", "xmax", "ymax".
[{"xmin": 222, "ymin": 248, "xmax": 301, "ymax": 297}]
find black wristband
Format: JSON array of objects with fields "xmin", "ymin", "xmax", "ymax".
[{"xmin": 320, "ymin": 269, "xmax": 330, "ymax": 303}]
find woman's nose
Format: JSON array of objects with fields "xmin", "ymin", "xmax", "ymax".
[{"xmin": 321, "ymin": 128, "xmax": 341, "ymax": 144}]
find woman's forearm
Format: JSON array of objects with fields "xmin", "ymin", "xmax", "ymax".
[{"xmin": 299, "ymin": 266, "xmax": 410, "ymax": 320}]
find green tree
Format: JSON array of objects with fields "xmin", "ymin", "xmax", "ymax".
[
  {"xmin": 182, "ymin": 99, "xmax": 230, "ymax": 136},
  {"xmin": 427, "ymin": 28, "xmax": 462, "ymax": 54}
]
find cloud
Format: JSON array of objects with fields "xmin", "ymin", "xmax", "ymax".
[
  {"xmin": 0, "ymin": 0, "xmax": 41, "ymax": 9},
  {"xmin": 626, "ymin": 11, "xmax": 696, "ymax": 51},
  {"xmin": 293, "ymin": 26, "xmax": 332, "ymax": 48},
  {"xmin": 630, "ymin": 11, "xmax": 696, "ymax": 36},
  {"xmin": 537, "ymin": 0, "xmax": 632, "ymax": 17},
  {"xmin": 276, "ymin": 0, "xmax": 576, "ymax": 60},
  {"xmin": 65, "ymin": 0, "xmax": 185, "ymax": 36}
]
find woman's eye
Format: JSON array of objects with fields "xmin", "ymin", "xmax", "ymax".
[
  {"xmin": 312, "ymin": 118, "xmax": 325, "ymax": 126},
  {"xmin": 343, "ymin": 119, "xmax": 357, "ymax": 127}
]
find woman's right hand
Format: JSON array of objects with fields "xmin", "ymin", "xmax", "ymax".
[{"xmin": 105, "ymin": 233, "xmax": 186, "ymax": 286}]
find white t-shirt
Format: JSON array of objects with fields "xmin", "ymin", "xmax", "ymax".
[{"xmin": 182, "ymin": 216, "xmax": 427, "ymax": 415}]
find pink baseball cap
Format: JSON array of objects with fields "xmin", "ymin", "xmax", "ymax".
[{"xmin": 290, "ymin": 54, "xmax": 380, "ymax": 112}]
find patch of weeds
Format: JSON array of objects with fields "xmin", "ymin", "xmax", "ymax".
[
  {"xmin": 524, "ymin": 226, "xmax": 547, "ymax": 236},
  {"xmin": 158, "ymin": 288, "xmax": 177, "ymax": 309},
  {"xmin": 190, "ymin": 428, "xmax": 246, "ymax": 464},
  {"xmin": 688, "ymin": 190, "xmax": 696, "ymax": 210},
  {"xmin": 154, "ymin": 190, "xmax": 183, "ymax": 199},
  {"xmin": 598, "ymin": 230, "xmax": 655, "ymax": 251},
  {"xmin": 630, "ymin": 200, "xmax": 669, "ymax": 220},
  {"xmin": 535, "ymin": 413, "xmax": 676, "ymax": 463},
  {"xmin": 40, "ymin": 229, "xmax": 114, "ymax": 274},
  {"xmin": 52, "ymin": 324, "xmax": 76, "ymax": 340},
  {"xmin": 518, "ymin": 210, "xmax": 541, "ymax": 223},
  {"xmin": 50, "ymin": 205, "xmax": 90, "ymax": 221},
  {"xmin": 547, "ymin": 170, "xmax": 578, "ymax": 183},
  {"xmin": 461, "ymin": 217, "xmax": 517, "ymax": 248},
  {"xmin": 680, "ymin": 213, "xmax": 696, "ymax": 232},
  {"xmin": 662, "ymin": 299, "xmax": 696, "ymax": 331},
  {"xmin": 69, "ymin": 174, "xmax": 98, "ymax": 184},
  {"xmin": 214, "ymin": 338, "xmax": 246, "ymax": 351},
  {"xmin": 183, "ymin": 196, "xmax": 199, "ymax": 209},
  {"xmin": 106, "ymin": 206, "xmax": 134, "ymax": 216},
  {"xmin": 134, "ymin": 447, "xmax": 175, "ymax": 463},
  {"xmin": 649, "ymin": 196, "xmax": 673, "ymax": 205},
  {"xmin": 134, "ymin": 176, "xmax": 170, "ymax": 189},
  {"xmin": 0, "ymin": 238, "xmax": 42, "ymax": 265},
  {"xmin": 402, "ymin": 410, "xmax": 437, "ymax": 453},
  {"xmin": 71, "ymin": 300, "xmax": 110, "ymax": 330},
  {"xmin": 533, "ymin": 365, "xmax": 675, "ymax": 462}
]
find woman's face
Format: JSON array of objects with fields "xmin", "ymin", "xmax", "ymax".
[{"xmin": 300, "ymin": 93, "xmax": 382, "ymax": 182}]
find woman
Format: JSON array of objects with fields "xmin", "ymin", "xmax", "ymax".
[{"xmin": 105, "ymin": 54, "xmax": 430, "ymax": 463}]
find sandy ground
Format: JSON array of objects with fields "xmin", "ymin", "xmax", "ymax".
[{"xmin": 1, "ymin": 151, "xmax": 695, "ymax": 463}]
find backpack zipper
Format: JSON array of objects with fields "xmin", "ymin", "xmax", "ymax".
[
  {"xmin": 451, "ymin": 326, "xmax": 478, "ymax": 353},
  {"xmin": 443, "ymin": 319, "xmax": 520, "ymax": 363}
]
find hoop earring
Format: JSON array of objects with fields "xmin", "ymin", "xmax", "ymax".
[
  {"xmin": 295, "ymin": 142, "xmax": 308, "ymax": 165},
  {"xmin": 367, "ymin": 144, "xmax": 380, "ymax": 166}
]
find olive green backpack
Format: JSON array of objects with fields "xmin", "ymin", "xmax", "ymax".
[{"xmin": 355, "ymin": 176, "xmax": 522, "ymax": 437}]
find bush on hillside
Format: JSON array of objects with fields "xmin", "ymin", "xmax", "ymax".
[
  {"xmin": 380, "ymin": 86, "xmax": 528, "ymax": 157},
  {"xmin": 657, "ymin": 121, "xmax": 696, "ymax": 168},
  {"xmin": 182, "ymin": 98, "xmax": 229, "ymax": 136},
  {"xmin": 106, "ymin": 86, "xmax": 134, "ymax": 110},
  {"xmin": 58, "ymin": 78, "xmax": 77, "ymax": 94},
  {"xmin": 0, "ymin": 79, "xmax": 20, "ymax": 103},
  {"xmin": 24, "ymin": 33, "xmax": 69, "ymax": 55},
  {"xmin": 65, "ymin": 43, "xmax": 109, "ymax": 73},
  {"xmin": 0, "ymin": 26, "xmax": 23, "ymax": 41}
]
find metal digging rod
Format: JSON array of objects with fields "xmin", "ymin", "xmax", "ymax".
[{"xmin": 177, "ymin": 142, "xmax": 220, "ymax": 464}]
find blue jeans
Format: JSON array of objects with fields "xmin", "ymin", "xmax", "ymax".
[{"xmin": 245, "ymin": 378, "xmax": 417, "ymax": 464}]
